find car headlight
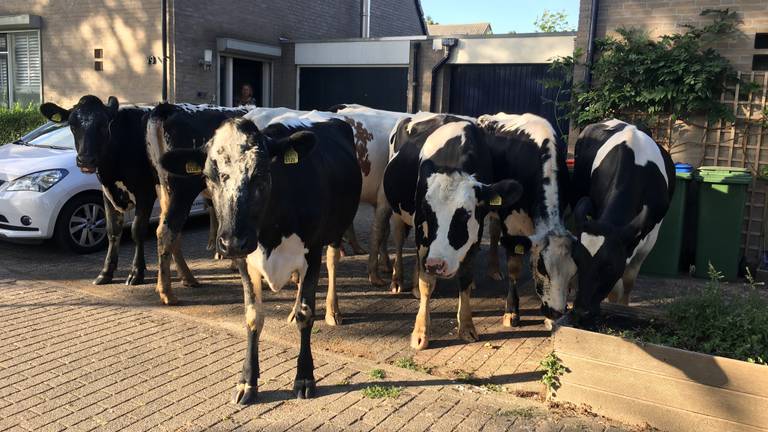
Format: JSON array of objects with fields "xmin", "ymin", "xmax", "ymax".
[{"xmin": 5, "ymin": 169, "xmax": 69, "ymax": 192}]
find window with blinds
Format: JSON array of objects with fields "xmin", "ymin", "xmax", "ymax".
[{"xmin": 0, "ymin": 31, "xmax": 41, "ymax": 107}]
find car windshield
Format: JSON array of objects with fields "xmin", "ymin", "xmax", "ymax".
[{"xmin": 16, "ymin": 122, "xmax": 74, "ymax": 150}]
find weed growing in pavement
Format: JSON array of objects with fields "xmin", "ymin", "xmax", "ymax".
[
  {"xmin": 362, "ymin": 385, "xmax": 402, "ymax": 399},
  {"xmin": 339, "ymin": 376, "xmax": 352, "ymax": 386},
  {"xmin": 481, "ymin": 383, "xmax": 504, "ymax": 393},
  {"xmin": 369, "ymin": 369, "xmax": 386, "ymax": 380},
  {"xmin": 393, "ymin": 357, "xmax": 432, "ymax": 374},
  {"xmin": 540, "ymin": 352, "xmax": 567, "ymax": 394},
  {"xmin": 500, "ymin": 407, "xmax": 540, "ymax": 419},
  {"xmin": 453, "ymin": 369, "xmax": 475, "ymax": 383}
]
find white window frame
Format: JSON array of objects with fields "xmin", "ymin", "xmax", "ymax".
[
  {"xmin": 216, "ymin": 53, "xmax": 272, "ymax": 108},
  {"xmin": 0, "ymin": 29, "xmax": 42, "ymax": 107}
]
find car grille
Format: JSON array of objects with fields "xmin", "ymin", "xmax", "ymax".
[{"xmin": 0, "ymin": 215, "xmax": 7, "ymax": 223}]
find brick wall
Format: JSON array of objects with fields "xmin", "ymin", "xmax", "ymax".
[
  {"xmin": 408, "ymin": 39, "xmax": 449, "ymax": 113},
  {"xmin": 576, "ymin": 0, "xmax": 768, "ymax": 74},
  {"xmin": 1, "ymin": 1, "xmax": 163, "ymax": 106},
  {"xmin": 371, "ymin": 0, "xmax": 426, "ymax": 37}
]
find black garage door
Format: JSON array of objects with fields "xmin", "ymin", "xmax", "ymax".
[
  {"xmin": 449, "ymin": 64, "xmax": 568, "ymax": 135},
  {"xmin": 299, "ymin": 67, "xmax": 408, "ymax": 112}
]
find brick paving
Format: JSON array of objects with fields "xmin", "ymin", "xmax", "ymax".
[{"xmin": 0, "ymin": 209, "xmax": 632, "ymax": 431}]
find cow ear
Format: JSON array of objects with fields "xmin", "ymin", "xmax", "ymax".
[
  {"xmin": 478, "ymin": 179, "xmax": 523, "ymax": 210},
  {"xmin": 573, "ymin": 197, "xmax": 594, "ymax": 234},
  {"xmin": 40, "ymin": 103, "xmax": 71, "ymax": 123},
  {"xmin": 106, "ymin": 96, "xmax": 119, "ymax": 117},
  {"xmin": 161, "ymin": 148, "xmax": 206, "ymax": 177},
  {"xmin": 268, "ymin": 131, "xmax": 316, "ymax": 164},
  {"xmin": 621, "ymin": 205, "xmax": 649, "ymax": 243}
]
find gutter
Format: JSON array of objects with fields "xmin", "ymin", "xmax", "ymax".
[
  {"xmin": 584, "ymin": 0, "xmax": 600, "ymax": 88},
  {"xmin": 414, "ymin": 0, "xmax": 428, "ymax": 36},
  {"xmin": 161, "ymin": 0, "xmax": 168, "ymax": 102},
  {"xmin": 410, "ymin": 42, "xmax": 420, "ymax": 113},
  {"xmin": 429, "ymin": 38, "xmax": 457, "ymax": 113}
]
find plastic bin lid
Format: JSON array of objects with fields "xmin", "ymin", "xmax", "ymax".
[
  {"xmin": 694, "ymin": 166, "xmax": 752, "ymax": 184},
  {"xmin": 675, "ymin": 163, "xmax": 693, "ymax": 173}
]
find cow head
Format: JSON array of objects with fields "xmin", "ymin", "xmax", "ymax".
[
  {"xmin": 40, "ymin": 95, "xmax": 119, "ymax": 174},
  {"xmin": 415, "ymin": 165, "xmax": 522, "ymax": 279},
  {"xmin": 570, "ymin": 197, "xmax": 649, "ymax": 322},
  {"xmin": 529, "ymin": 232, "xmax": 577, "ymax": 329},
  {"xmin": 161, "ymin": 118, "xmax": 315, "ymax": 258}
]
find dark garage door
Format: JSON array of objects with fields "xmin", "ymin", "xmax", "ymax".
[
  {"xmin": 299, "ymin": 67, "xmax": 408, "ymax": 112},
  {"xmin": 449, "ymin": 64, "xmax": 568, "ymax": 135}
]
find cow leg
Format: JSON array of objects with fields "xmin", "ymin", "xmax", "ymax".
[
  {"xmin": 458, "ymin": 275, "xmax": 479, "ymax": 342},
  {"xmin": 293, "ymin": 246, "xmax": 320, "ymax": 399},
  {"xmin": 206, "ymin": 200, "xmax": 218, "ymax": 253},
  {"xmin": 343, "ymin": 225, "xmax": 367, "ymax": 256},
  {"xmin": 411, "ymin": 270, "xmax": 436, "ymax": 350},
  {"xmin": 233, "ymin": 259, "xmax": 263, "ymax": 405},
  {"xmin": 487, "ymin": 214, "xmax": 503, "ymax": 281},
  {"xmin": 325, "ymin": 246, "xmax": 342, "ymax": 326},
  {"xmin": 503, "ymin": 254, "xmax": 523, "ymax": 327},
  {"xmin": 411, "ymin": 249, "xmax": 420, "ymax": 299},
  {"xmin": 375, "ymin": 189, "xmax": 392, "ymax": 272},
  {"xmin": 368, "ymin": 197, "xmax": 392, "ymax": 286},
  {"xmin": 94, "ymin": 196, "xmax": 123, "ymax": 285},
  {"xmin": 171, "ymin": 238, "xmax": 199, "ymax": 287},
  {"xmin": 155, "ymin": 186, "xmax": 178, "ymax": 305},
  {"xmin": 389, "ymin": 216, "xmax": 407, "ymax": 294},
  {"xmin": 126, "ymin": 197, "xmax": 152, "ymax": 286}
]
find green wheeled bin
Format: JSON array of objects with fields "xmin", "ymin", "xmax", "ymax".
[
  {"xmin": 641, "ymin": 164, "xmax": 693, "ymax": 276},
  {"xmin": 693, "ymin": 166, "xmax": 752, "ymax": 280}
]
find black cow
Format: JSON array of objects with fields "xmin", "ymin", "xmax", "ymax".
[
  {"xmin": 161, "ymin": 117, "xmax": 361, "ymax": 403},
  {"xmin": 409, "ymin": 120, "xmax": 522, "ymax": 350},
  {"xmin": 146, "ymin": 103, "xmax": 251, "ymax": 305},
  {"xmin": 570, "ymin": 119, "xmax": 674, "ymax": 323},
  {"xmin": 40, "ymin": 96, "xmax": 158, "ymax": 286},
  {"xmin": 478, "ymin": 113, "xmax": 574, "ymax": 329}
]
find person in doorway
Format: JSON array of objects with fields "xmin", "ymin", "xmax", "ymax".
[{"xmin": 238, "ymin": 84, "xmax": 257, "ymax": 106}]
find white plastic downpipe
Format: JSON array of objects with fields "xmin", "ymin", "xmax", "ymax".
[{"xmin": 361, "ymin": 0, "xmax": 371, "ymax": 38}]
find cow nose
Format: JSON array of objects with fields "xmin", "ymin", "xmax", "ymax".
[
  {"xmin": 218, "ymin": 236, "xmax": 249, "ymax": 258},
  {"xmin": 424, "ymin": 258, "xmax": 446, "ymax": 275}
]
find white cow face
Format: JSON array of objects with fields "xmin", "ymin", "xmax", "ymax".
[
  {"xmin": 530, "ymin": 233, "xmax": 577, "ymax": 328},
  {"xmin": 416, "ymin": 171, "xmax": 522, "ymax": 279}
]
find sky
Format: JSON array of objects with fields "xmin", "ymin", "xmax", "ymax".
[{"xmin": 420, "ymin": 0, "xmax": 579, "ymax": 34}]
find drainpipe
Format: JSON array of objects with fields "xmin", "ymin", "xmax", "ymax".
[
  {"xmin": 584, "ymin": 0, "xmax": 600, "ymax": 88},
  {"xmin": 429, "ymin": 38, "xmax": 457, "ymax": 113},
  {"xmin": 410, "ymin": 42, "xmax": 420, "ymax": 113},
  {"xmin": 161, "ymin": 0, "xmax": 168, "ymax": 102},
  {"xmin": 361, "ymin": 0, "xmax": 371, "ymax": 38}
]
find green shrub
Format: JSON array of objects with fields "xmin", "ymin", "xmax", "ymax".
[
  {"xmin": 609, "ymin": 264, "xmax": 768, "ymax": 364},
  {"xmin": 0, "ymin": 104, "xmax": 47, "ymax": 145}
]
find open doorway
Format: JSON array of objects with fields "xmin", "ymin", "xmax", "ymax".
[{"xmin": 218, "ymin": 56, "xmax": 271, "ymax": 107}]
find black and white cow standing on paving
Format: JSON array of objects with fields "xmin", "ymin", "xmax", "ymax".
[
  {"xmin": 161, "ymin": 117, "xmax": 361, "ymax": 403},
  {"xmin": 146, "ymin": 103, "xmax": 252, "ymax": 305},
  {"xmin": 479, "ymin": 113, "xmax": 574, "ymax": 329},
  {"xmin": 378, "ymin": 112, "xmax": 472, "ymax": 294},
  {"xmin": 569, "ymin": 119, "xmax": 674, "ymax": 323},
  {"xmin": 410, "ymin": 120, "xmax": 523, "ymax": 350},
  {"xmin": 40, "ymin": 96, "xmax": 157, "ymax": 286}
]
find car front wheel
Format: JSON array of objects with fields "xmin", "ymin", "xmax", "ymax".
[{"xmin": 55, "ymin": 193, "xmax": 108, "ymax": 254}]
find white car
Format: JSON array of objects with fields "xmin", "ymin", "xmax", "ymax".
[{"xmin": 0, "ymin": 122, "xmax": 207, "ymax": 253}]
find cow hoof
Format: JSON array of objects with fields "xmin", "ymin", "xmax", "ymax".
[
  {"xmin": 389, "ymin": 281, "xmax": 402, "ymax": 294},
  {"xmin": 325, "ymin": 312, "xmax": 342, "ymax": 326},
  {"xmin": 290, "ymin": 272, "xmax": 300, "ymax": 285},
  {"xmin": 293, "ymin": 379, "xmax": 317, "ymax": 399},
  {"xmin": 158, "ymin": 292, "xmax": 178, "ymax": 306},
  {"xmin": 93, "ymin": 273, "xmax": 113, "ymax": 285},
  {"xmin": 182, "ymin": 278, "xmax": 200, "ymax": 288},
  {"xmin": 543, "ymin": 318, "xmax": 555, "ymax": 331},
  {"xmin": 502, "ymin": 313, "xmax": 520, "ymax": 328},
  {"xmin": 410, "ymin": 331, "xmax": 429, "ymax": 350},
  {"xmin": 125, "ymin": 269, "xmax": 145, "ymax": 286},
  {"xmin": 369, "ymin": 274, "xmax": 387, "ymax": 287},
  {"xmin": 233, "ymin": 382, "xmax": 258, "ymax": 405},
  {"xmin": 459, "ymin": 325, "xmax": 479, "ymax": 343},
  {"xmin": 487, "ymin": 270, "xmax": 503, "ymax": 281},
  {"xmin": 287, "ymin": 310, "xmax": 296, "ymax": 323}
]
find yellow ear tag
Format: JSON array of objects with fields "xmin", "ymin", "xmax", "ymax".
[
  {"xmin": 283, "ymin": 147, "xmax": 299, "ymax": 165},
  {"xmin": 586, "ymin": 214, "xmax": 593, "ymax": 221},
  {"xmin": 185, "ymin": 161, "xmax": 202, "ymax": 174},
  {"xmin": 514, "ymin": 244, "xmax": 525, "ymax": 255},
  {"xmin": 489, "ymin": 194, "xmax": 502, "ymax": 206},
  {"xmin": 51, "ymin": 113, "xmax": 62, "ymax": 122}
]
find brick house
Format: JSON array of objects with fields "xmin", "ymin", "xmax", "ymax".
[{"xmin": 0, "ymin": 0, "xmax": 426, "ymax": 108}]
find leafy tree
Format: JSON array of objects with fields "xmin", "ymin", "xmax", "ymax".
[
  {"xmin": 425, "ymin": 15, "xmax": 438, "ymax": 25},
  {"xmin": 534, "ymin": 9, "xmax": 573, "ymax": 33}
]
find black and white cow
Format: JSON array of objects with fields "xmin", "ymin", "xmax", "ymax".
[
  {"xmin": 40, "ymin": 96, "xmax": 158, "ymax": 286},
  {"xmin": 410, "ymin": 120, "xmax": 522, "ymax": 350},
  {"xmin": 161, "ymin": 117, "xmax": 361, "ymax": 403},
  {"xmin": 569, "ymin": 119, "xmax": 674, "ymax": 323},
  {"xmin": 379, "ymin": 112, "xmax": 471, "ymax": 294},
  {"xmin": 146, "ymin": 103, "xmax": 251, "ymax": 305},
  {"xmin": 478, "ymin": 113, "xmax": 574, "ymax": 329}
]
